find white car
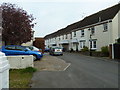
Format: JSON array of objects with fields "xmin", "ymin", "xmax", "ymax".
[{"xmin": 49, "ymin": 46, "xmax": 63, "ymax": 56}]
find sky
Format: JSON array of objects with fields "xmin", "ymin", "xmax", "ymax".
[{"xmin": 0, "ymin": 0, "xmax": 119, "ymax": 37}]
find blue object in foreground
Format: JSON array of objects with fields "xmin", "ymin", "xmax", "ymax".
[{"xmin": 0, "ymin": 45, "xmax": 43, "ymax": 60}]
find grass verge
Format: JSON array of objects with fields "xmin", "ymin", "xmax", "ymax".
[{"xmin": 9, "ymin": 67, "xmax": 37, "ymax": 88}]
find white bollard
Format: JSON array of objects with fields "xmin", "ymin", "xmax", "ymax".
[{"xmin": 0, "ymin": 52, "xmax": 10, "ymax": 90}]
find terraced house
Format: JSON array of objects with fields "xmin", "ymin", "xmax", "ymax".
[{"xmin": 44, "ymin": 3, "xmax": 120, "ymax": 52}]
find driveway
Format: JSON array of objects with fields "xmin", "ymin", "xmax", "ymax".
[{"xmin": 30, "ymin": 52, "xmax": 119, "ymax": 88}]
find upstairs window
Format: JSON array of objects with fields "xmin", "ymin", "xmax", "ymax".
[
  {"xmin": 63, "ymin": 36, "xmax": 64, "ymax": 40},
  {"xmin": 91, "ymin": 27, "xmax": 95, "ymax": 35},
  {"xmin": 70, "ymin": 33, "xmax": 72, "ymax": 39},
  {"xmin": 103, "ymin": 23, "xmax": 108, "ymax": 31},
  {"xmin": 81, "ymin": 30, "xmax": 84, "ymax": 37},
  {"xmin": 74, "ymin": 31, "xmax": 76, "ymax": 37},
  {"xmin": 66, "ymin": 34, "xmax": 67, "ymax": 39},
  {"xmin": 59, "ymin": 37, "xmax": 60, "ymax": 40}
]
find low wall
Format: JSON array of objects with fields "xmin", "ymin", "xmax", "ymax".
[{"xmin": 7, "ymin": 55, "xmax": 34, "ymax": 69}]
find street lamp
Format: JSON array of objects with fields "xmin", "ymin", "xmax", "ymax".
[{"xmin": 89, "ymin": 34, "xmax": 92, "ymax": 56}]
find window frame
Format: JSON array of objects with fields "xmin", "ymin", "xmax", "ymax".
[
  {"xmin": 80, "ymin": 41, "xmax": 86, "ymax": 49},
  {"xmin": 91, "ymin": 27, "xmax": 95, "ymax": 35},
  {"xmin": 103, "ymin": 23, "xmax": 108, "ymax": 32},
  {"xmin": 89, "ymin": 40, "xmax": 97, "ymax": 50},
  {"xmin": 74, "ymin": 31, "xmax": 76, "ymax": 37},
  {"xmin": 81, "ymin": 30, "xmax": 84, "ymax": 37}
]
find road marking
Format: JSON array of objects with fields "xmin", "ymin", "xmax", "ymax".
[{"xmin": 63, "ymin": 63, "xmax": 71, "ymax": 71}]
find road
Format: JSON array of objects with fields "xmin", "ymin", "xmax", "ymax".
[{"xmin": 31, "ymin": 52, "xmax": 119, "ymax": 88}]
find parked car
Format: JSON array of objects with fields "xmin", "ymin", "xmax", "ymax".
[
  {"xmin": 0, "ymin": 45, "xmax": 43, "ymax": 60},
  {"xmin": 44, "ymin": 48, "xmax": 50, "ymax": 52},
  {"xmin": 25, "ymin": 46, "xmax": 43, "ymax": 53},
  {"xmin": 49, "ymin": 46, "xmax": 63, "ymax": 56}
]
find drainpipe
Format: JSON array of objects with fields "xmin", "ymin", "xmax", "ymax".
[{"xmin": 89, "ymin": 34, "xmax": 92, "ymax": 56}]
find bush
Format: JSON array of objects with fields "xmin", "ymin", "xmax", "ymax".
[
  {"xmin": 117, "ymin": 38, "xmax": 120, "ymax": 43},
  {"xmin": 81, "ymin": 46, "xmax": 89, "ymax": 52},
  {"xmin": 101, "ymin": 46, "xmax": 109, "ymax": 56}
]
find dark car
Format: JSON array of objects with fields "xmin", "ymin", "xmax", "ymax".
[
  {"xmin": 49, "ymin": 46, "xmax": 63, "ymax": 56},
  {"xmin": 0, "ymin": 45, "xmax": 43, "ymax": 60},
  {"xmin": 44, "ymin": 48, "xmax": 50, "ymax": 52}
]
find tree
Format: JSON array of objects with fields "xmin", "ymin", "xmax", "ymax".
[{"xmin": 1, "ymin": 3, "xmax": 35, "ymax": 45}]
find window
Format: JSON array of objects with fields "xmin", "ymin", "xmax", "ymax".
[
  {"xmin": 81, "ymin": 30, "xmax": 84, "ymax": 37},
  {"xmin": 74, "ymin": 31, "xmax": 76, "ymax": 37},
  {"xmin": 59, "ymin": 37, "xmax": 60, "ymax": 40},
  {"xmin": 15, "ymin": 46, "xmax": 25, "ymax": 51},
  {"xmin": 93, "ymin": 41, "xmax": 96, "ymax": 48},
  {"xmin": 80, "ymin": 41, "xmax": 86, "ymax": 48},
  {"xmin": 89, "ymin": 40, "xmax": 97, "ymax": 49},
  {"xmin": 63, "ymin": 36, "xmax": 64, "ymax": 39},
  {"xmin": 70, "ymin": 33, "xmax": 72, "ymax": 39},
  {"xmin": 5, "ymin": 46, "xmax": 15, "ymax": 50},
  {"xmin": 103, "ymin": 23, "xmax": 108, "ymax": 31},
  {"xmin": 91, "ymin": 27, "xmax": 95, "ymax": 35},
  {"xmin": 66, "ymin": 34, "xmax": 67, "ymax": 39}
]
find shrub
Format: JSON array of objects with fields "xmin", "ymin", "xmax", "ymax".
[
  {"xmin": 101, "ymin": 46, "xmax": 109, "ymax": 56},
  {"xmin": 81, "ymin": 46, "xmax": 89, "ymax": 52},
  {"xmin": 117, "ymin": 38, "xmax": 120, "ymax": 43}
]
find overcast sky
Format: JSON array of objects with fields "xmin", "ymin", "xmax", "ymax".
[{"xmin": 0, "ymin": 0, "xmax": 119, "ymax": 37}]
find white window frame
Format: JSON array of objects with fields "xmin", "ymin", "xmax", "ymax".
[
  {"xmin": 89, "ymin": 40, "xmax": 97, "ymax": 50},
  {"xmin": 63, "ymin": 35, "xmax": 64, "ymax": 40},
  {"xmin": 80, "ymin": 41, "xmax": 86, "ymax": 49},
  {"xmin": 66, "ymin": 34, "xmax": 67, "ymax": 39},
  {"xmin": 71, "ymin": 33, "xmax": 72, "ymax": 39},
  {"xmin": 81, "ymin": 30, "xmax": 84, "ymax": 37},
  {"xmin": 103, "ymin": 23, "xmax": 108, "ymax": 31},
  {"xmin": 74, "ymin": 31, "xmax": 76, "ymax": 37},
  {"xmin": 91, "ymin": 27, "xmax": 95, "ymax": 35}
]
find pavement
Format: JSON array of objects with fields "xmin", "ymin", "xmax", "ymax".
[
  {"xmin": 30, "ymin": 52, "xmax": 119, "ymax": 88},
  {"xmin": 34, "ymin": 54, "xmax": 70, "ymax": 71}
]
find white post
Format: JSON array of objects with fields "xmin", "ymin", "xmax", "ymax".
[{"xmin": 0, "ymin": 52, "xmax": 10, "ymax": 90}]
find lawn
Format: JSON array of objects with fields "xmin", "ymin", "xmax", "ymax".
[{"xmin": 9, "ymin": 67, "xmax": 37, "ymax": 88}]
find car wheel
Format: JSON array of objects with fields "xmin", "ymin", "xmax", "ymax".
[{"xmin": 33, "ymin": 55, "xmax": 37, "ymax": 61}]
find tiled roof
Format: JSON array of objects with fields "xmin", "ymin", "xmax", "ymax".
[{"xmin": 44, "ymin": 3, "xmax": 120, "ymax": 39}]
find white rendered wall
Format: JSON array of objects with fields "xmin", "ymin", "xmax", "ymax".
[
  {"xmin": 7, "ymin": 55, "xmax": 34, "ymax": 69},
  {"xmin": 112, "ymin": 11, "xmax": 119, "ymax": 43}
]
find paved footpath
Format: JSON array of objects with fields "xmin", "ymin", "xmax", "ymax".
[
  {"xmin": 33, "ymin": 54, "xmax": 70, "ymax": 71},
  {"xmin": 30, "ymin": 52, "xmax": 119, "ymax": 88}
]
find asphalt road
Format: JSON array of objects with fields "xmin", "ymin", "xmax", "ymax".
[{"xmin": 31, "ymin": 52, "xmax": 119, "ymax": 88}]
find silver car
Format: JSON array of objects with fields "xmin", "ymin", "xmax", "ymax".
[{"xmin": 49, "ymin": 47, "xmax": 63, "ymax": 56}]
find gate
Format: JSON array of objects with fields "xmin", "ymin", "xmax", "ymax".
[
  {"xmin": 109, "ymin": 44, "xmax": 112, "ymax": 59},
  {"xmin": 114, "ymin": 44, "xmax": 120, "ymax": 59}
]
